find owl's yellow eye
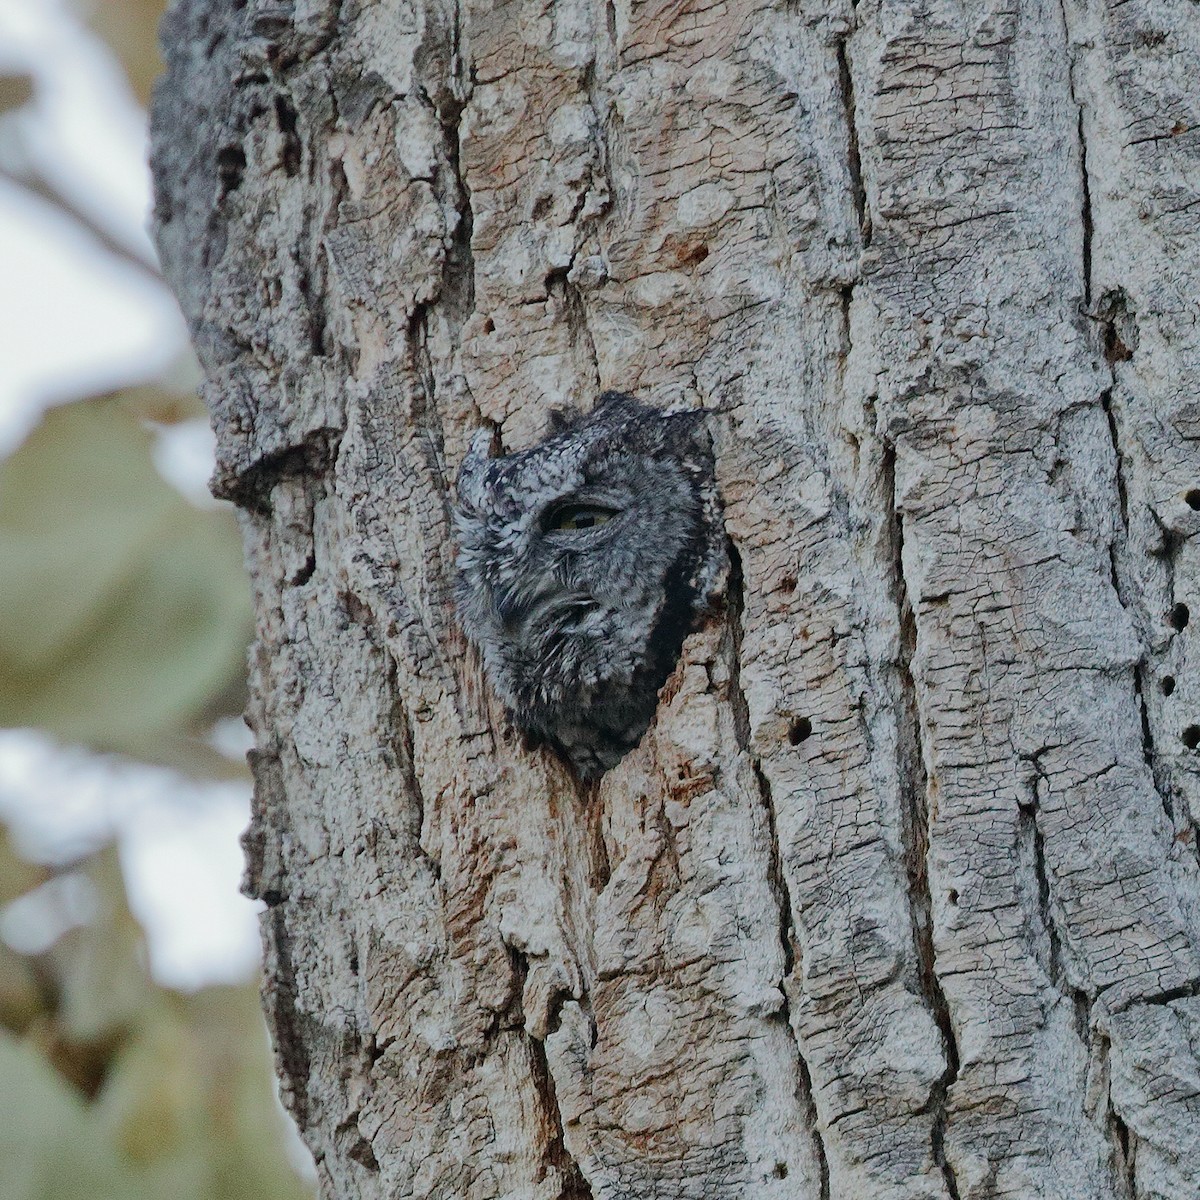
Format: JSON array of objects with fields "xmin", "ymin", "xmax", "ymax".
[{"xmin": 543, "ymin": 503, "xmax": 620, "ymax": 532}]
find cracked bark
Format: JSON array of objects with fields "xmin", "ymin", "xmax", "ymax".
[{"xmin": 150, "ymin": 0, "xmax": 1200, "ymax": 1197}]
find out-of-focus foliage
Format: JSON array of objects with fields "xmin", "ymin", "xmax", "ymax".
[
  {"xmin": 84, "ymin": 0, "xmax": 168, "ymax": 107},
  {"xmin": 0, "ymin": 72, "xmax": 35, "ymax": 113},
  {"xmin": 0, "ymin": 395, "xmax": 253, "ymax": 775},
  {"xmin": 0, "ymin": 5, "xmax": 313, "ymax": 1198},
  {"xmin": 0, "ymin": 836, "xmax": 312, "ymax": 1200},
  {"xmin": 0, "ymin": 834, "xmax": 46, "ymax": 1034}
]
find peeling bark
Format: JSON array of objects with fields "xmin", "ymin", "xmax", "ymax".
[{"xmin": 151, "ymin": 1, "xmax": 1200, "ymax": 1197}]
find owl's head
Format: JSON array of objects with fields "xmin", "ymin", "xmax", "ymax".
[{"xmin": 453, "ymin": 392, "xmax": 724, "ymax": 776}]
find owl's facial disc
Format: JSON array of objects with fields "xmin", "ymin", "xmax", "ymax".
[
  {"xmin": 489, "ymin": 489, "xmax": 639, "ymax": 643},
  {"xmin": 452, "ymin": 389, "xmax": 725, "ymax": 778}
]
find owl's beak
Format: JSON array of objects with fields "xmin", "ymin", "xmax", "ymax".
[
  {"xmin": 494, "ymin": 589, "xmax": 525, "ymax": 628},
  {"xmin": 495, "ymin": 580, "xmax": 559, "ymax": 630}
]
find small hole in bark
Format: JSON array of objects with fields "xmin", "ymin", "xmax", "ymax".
[
  {"xmin": 772, "ymin": 1163, "xmax": 789, "ymax": 1180},
  {"xmin": 482, "ymin": 317, "xmax": 495, "ymax": 334},
  {"xmin": 1169, "ymin": 603, "xmax": 1190, "ymax": 631},
  {"xmin": 348, "ymin": 1137, "xmax": 379, "ymax": 1170},
  {"xmin": 780, "ymin": 574, "xmax": 797, "ymax": 593},
  {"xmin": 1182, "ymin": 726, "xmax": 1200, "ymax": 750},
  {"xmin": 531, "ymin": 194, "xmax": 553, "ymax": 220},
  {"xmin": 217, "ymin": 144, "xmax": 246, "ymax": 195},
  {"xmin": 1186, "ymin": 489, "xmax": 1200, "ymax": 511},
  {"xmin": 947, "ymin": 889, "xmax": 959, "ymax": 905},
  {"xmin": 274, "ymin": 95, "xmax": 302, "ymax": 176},
  {"xmin": 1104, "ymin": 325, "xmax": 1133, "ymax": 364},
  {"xmin": 1162, "ymin": 676, "xmax": 1177, "ymax": 696},
  {"xmin": 788, "ymin": 717, "xmax": 813, "ymax": 745}
]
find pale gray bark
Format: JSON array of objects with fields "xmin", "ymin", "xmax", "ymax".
[{"xmin": 150, "ymin": 1, "xmax": 1200, "ymax": 1198}]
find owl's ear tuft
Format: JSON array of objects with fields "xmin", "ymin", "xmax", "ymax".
[
  {"xmin": 455, "ymin": 428, "xmax": 500, "ymax": 514},
  {"xmin": 546, "ymin": 405, "xmax": 582, "ymax": 435},
  {"xmin": 662, "ymin": 406, "xmax": 712, "ymax": 454},
  {"xmin": 593, "ymin": 390, "xmax": 640, "ymax": 418}
]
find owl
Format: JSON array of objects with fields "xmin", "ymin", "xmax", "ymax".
[{"xmin": 454, "ymin": 391, "xmax": 726, "ymax": 779}]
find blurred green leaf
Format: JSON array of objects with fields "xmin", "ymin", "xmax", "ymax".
[
  {"xmin": 0, "ymin": 944, "xmax": 41, "ymax": 1036},
  {"xmin": 0, "ymin": 1030, "xmax": 152, "ymax": 1200},
  {"xmin": 98, "ymin": 989, "xmax": 315, "ymax": 1200},
  {"xmin": 0, "ymin": 826, "xmax": 47, "ymax": 906},
  {"xmin": 84, "ymin": 0, "xmax": 168, "ymax": 107},
  {"xmin": 0, "ymin": 73, "xmax": 35, "ymax": 113},
  {"xmin": 2, "ymin": 998, "xmax": 313, "ymax": 1200},
  {"xmin": 0, "ymin": 396, "xmax": 252, "ymax": 768},
  {"xmin": 50, "ymin": 847, "xmax": 154, "ymax": 1045},
  {"xmin": 0, "ymin": 829, "xmax": 47, "ymax": 1035},
  {"xmin": 0, "ymin": 831, "xmax": 314, "ymax": 1200},
  {"xmin": 0, "ymin": 5, "xmax": 309, "ymax": 1195}
]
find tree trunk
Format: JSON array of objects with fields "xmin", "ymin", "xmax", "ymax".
[{"xmin": 150, "ymin": 1, "xmax": 1200, "ymax": 1197}]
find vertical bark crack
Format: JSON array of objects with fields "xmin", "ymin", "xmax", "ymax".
[
  {"xmin": 724, "ymin": 547, "xmax": 831, "ymax": 1200},
  {"xmin": 386, "ymin": 656, "xmax": 442, "ymax": 880},
  {"xmin": 884, "ymin": 445, "xmax": 962, "ymax": 1200},
  {"xmin": 1100, "ymin": 391, "xmax": 1130, "ymax": 547},
  {"xmin": 1061, "ymin": 0, "xmax": 1092, "ymax": 309},
  {"xmin": 500, "ymin": 949, "xmax": 593, "ymax": 1199},
  {"xmin": 1103, "ymin": 1038, "xmax": 1138, "ymax": 1200},
  {"xmin": 1017, "ymin": 758, "xmax": 1095, "ymax": 1046},
  {"xmin": 410, "ymin": 0, "xmax": 477, "ymax": 448},
  {"xmin": 433, "ymin": 88, "xmax": 475, "ymax": 330},
  {"xmin": 1077, "ymin": 105, "xmax": 1093, "ymax": 309},
  {"xmin": 1101, "ymin": 388, "xmax": 1179, "ymax": 834},
  {"xmin": 528, "ymin": 1033, "xmax": 594, "ymax": 1200},
  {"xmin": 836, "ymin": 32, "xmax": 870, "ymax": 246},
  {"xmin": 388, "ymin": 17, "xmax": 475, "ymax": 586}
]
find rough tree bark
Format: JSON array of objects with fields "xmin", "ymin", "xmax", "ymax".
[{"xmin": 150, "ymin": 1, "xmax": 1200, "ymax": 1197}]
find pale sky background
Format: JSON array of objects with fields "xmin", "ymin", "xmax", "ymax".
[{"xmin": 0, "ymin": 0, "xmax": 262, "ymax": 990}]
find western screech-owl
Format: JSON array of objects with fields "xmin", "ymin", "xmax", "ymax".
[{"xmin": 454, "ymin": 391, "xmax": 725, "ymax": 779}]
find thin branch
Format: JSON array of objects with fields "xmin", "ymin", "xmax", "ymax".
[{"xmin": 0, "ymin": 161, "xmax": 164, "ymax": 284}]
